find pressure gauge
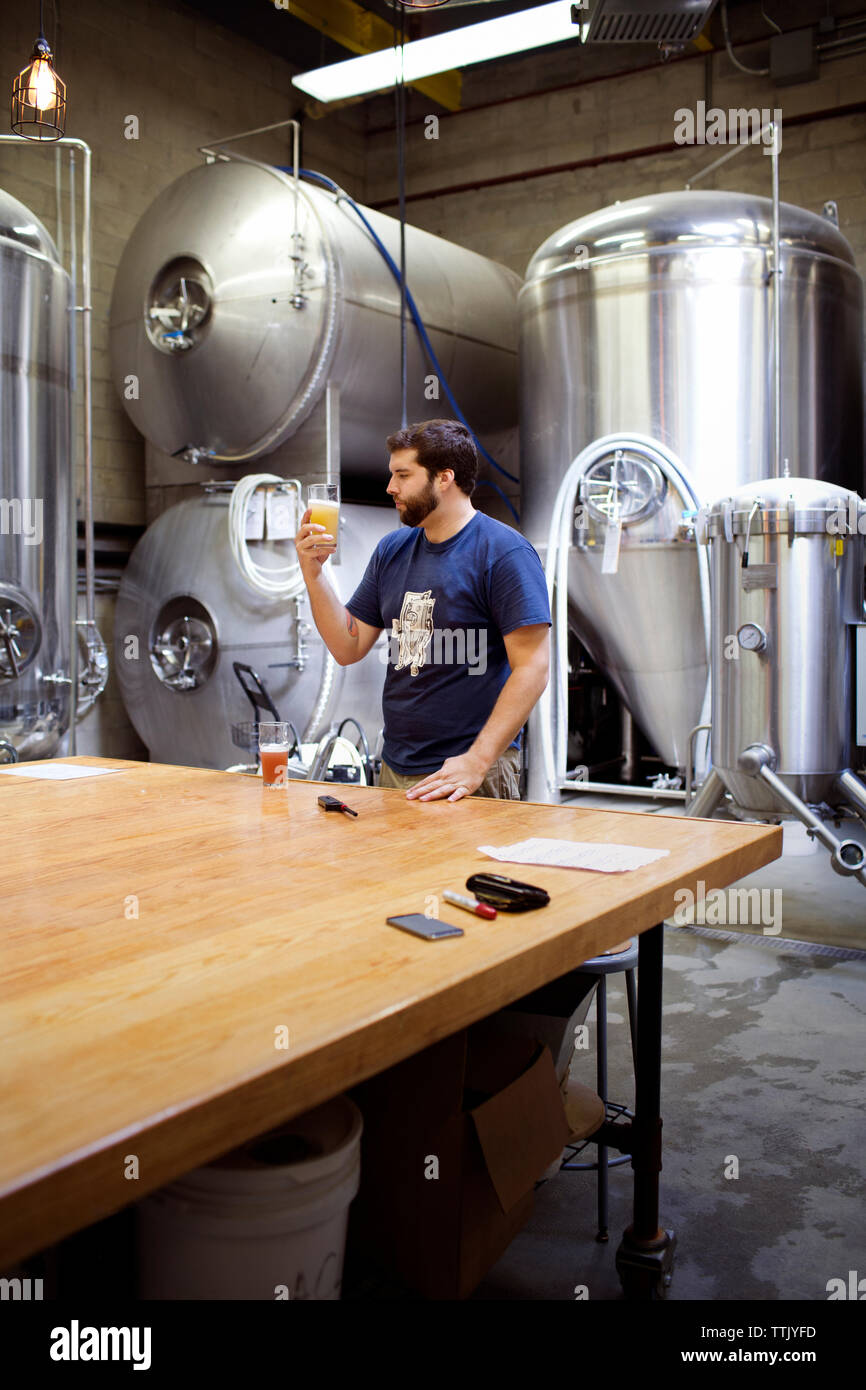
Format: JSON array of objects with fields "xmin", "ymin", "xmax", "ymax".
[{"xmin": 737, "ymin": 622, "xmax": 767, "ymax": 653}]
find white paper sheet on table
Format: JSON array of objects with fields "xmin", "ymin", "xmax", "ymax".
[
  {"xmin": 0, "ymin": 764, "xmax": 126, "ymax": 781},
  {"xmin": 477, "ymin": 837, "xmax": 670, "ymax": 874}
]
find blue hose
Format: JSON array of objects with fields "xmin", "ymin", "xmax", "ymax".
[
  {"xmin": 474, "ymin": 479, "xmax": 520, "ymax": 525},
  {"xmin": 282, "ymin": 166, "xmax": 521, "ymax": 495}
]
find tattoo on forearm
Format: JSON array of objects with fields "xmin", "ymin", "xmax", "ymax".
[{"xmin": 346, "ymin": 611, "xmax": 358, "ymax": 637}]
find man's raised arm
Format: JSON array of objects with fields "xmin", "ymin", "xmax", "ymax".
[{"xmin": 295, "ymin": 509, "xmax": 381, "ymax": 666}]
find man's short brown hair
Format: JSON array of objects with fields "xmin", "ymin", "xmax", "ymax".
[{"xmin": 386, "ymin": 418, "xmax": 478, "ymax": 495}]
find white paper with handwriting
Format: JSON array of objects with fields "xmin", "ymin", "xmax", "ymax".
[{"xmin": 477, "ymin": 837, "xmax": 670, "ymax": 874}]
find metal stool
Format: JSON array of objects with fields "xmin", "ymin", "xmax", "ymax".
[{"xmin": 562, "ymin": 939, "xmax": 638, "ymax": 1242}]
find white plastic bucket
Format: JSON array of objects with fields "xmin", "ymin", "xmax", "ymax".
[{"xmin": 137, "ymin": 1095, "xmax": 363, "ymax": 1300}]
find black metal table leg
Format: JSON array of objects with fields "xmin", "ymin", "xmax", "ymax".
[{"xmin": 615, "ymin": 921, "xmax": 676, "ymax": 1299}]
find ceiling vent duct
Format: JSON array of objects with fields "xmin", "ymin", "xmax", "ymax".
[{"xmin": 576, "ymin": 0, "xmax": 718, "ymax": 44}]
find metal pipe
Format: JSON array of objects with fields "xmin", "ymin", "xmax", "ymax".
[
  {"xmin": 685, "ymin": 117, "xmax": 776, "ymax": 188},
  {"xmin": 819, "ymin": 43, "xmax": 866, "ymax": 60},
  {"xmin": 741, "ymin": 497, "xmax": 762, "ymax": 568},
  {"xmin": 307, "ymin": 726, "xmax": 341, "ymax": 781},
  {"xmin": 685, "ymin": 767, "xmax": 727, "ymax": 819},
  {"xmin": 560, "ymin": 779, "xmax": 686, "ymax": 801},
  {"xmin": 756, "ymin": 763, "xmax": 866, "ymax": 882},
  {"xmin": 738, "ymin": 745, "xmax": 866, "ymax": 884},
  {"xmin": 835, "ymin": 768, "xmax": 866, "ymax": 825},
  {"xmin": 80, "ymin": 142, "xmax": 95, "ymax": 630},
  {"xmin": 325, "ymin": 382, "xmax": 340, "ymax": 490},
  {"xmin": 770, "ymin": 121, "xmax": 781, "ymax": 480},
  {"xmin": 684, "ymin": 722, "xmax": 712, "ymax": 804},
  {"xmin": 817, "ymin": 30, "xmax": 866, "ymax": 51},
  {"xmin": 197, "ymin": 118, "xmax": 301, "ymax": 160},
  {"xmin": 291, "ymin": 119, "xmax": 300, "ymax": 291},
  {"xmin": 54, "ymin": 145, "xmax": 64, "ymax": 264},
  {"xmin": 67, "ymin": 146, "xmax": 78, "ymax": 754}
]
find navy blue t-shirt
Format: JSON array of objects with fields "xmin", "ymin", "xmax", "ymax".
[{"xmin": 346, "ymin": 512, "xmax": 551, "ymax": 775}]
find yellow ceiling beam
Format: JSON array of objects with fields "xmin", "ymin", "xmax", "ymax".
[{"xmin": 287, "ymin": 0, "xmax": 462, "ymax": 110}]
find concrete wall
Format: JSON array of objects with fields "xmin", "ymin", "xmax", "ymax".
[{"xmin": 365, "ymin": 31, "xmax": 866, "ymax": 285}]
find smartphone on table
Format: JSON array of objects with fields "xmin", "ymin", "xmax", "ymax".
[{"xmin": 386, "ymin": 914, "xmax": 464, "ymax": 940}]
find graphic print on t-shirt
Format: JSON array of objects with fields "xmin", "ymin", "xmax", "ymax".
[{"xmin": 392, "ymin": 589, "xmax": 435, "ymax": 676}]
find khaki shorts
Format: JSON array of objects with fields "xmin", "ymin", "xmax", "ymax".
[{"xmin": 378, "ymin": 746, "xmax": 521, "ymax": 800}]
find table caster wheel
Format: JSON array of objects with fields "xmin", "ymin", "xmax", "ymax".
[{"xmin": 616, "ymin": 1228, "xmax": 676, "ymax": 1301}]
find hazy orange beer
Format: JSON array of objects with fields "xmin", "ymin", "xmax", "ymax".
[
  {"xmin": 260, "ymin": 746, "xmax": 288, "ymax": 787},
  {"xmin": 258, "ymin": 721, "xmax": 291, "ymax": 788},
  {"xmin": 308, "ymin": 483, "xmax": 339, "ymax": 556}
]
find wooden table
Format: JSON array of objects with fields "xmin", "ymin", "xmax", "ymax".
[{"xmin": 0, "ymin": 757, "xmax": 782, "ymax": 1291}]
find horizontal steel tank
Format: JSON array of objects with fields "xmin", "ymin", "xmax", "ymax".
[
  {"xmin": 703, "ymin": 476, "xmax": 865, "ymax": 815},
  {"xmin": 115, "ymin": 494, "xmax": 399, "ymax": 769},
  {"xmin": 0, "ymin": 189, "xmax": 73, "ymax": 760},
  {"xmin": 520, "ymin": 190, "xmax": 864, "ymax": 771},
  {"xmin": 109, "ymin": 160, "xmax": 520, "ymax": 470}
]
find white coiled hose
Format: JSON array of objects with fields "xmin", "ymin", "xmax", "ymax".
[
  {"xmin": 228, "ymin": 474, "xmax": 306, "ymax": 598},
  {"xmin": 228, "ymin": 472, "xmax": 339, "ymax": 744}
]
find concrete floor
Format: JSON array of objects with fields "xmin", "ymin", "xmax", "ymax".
[
  {"xmin": 347, "ymin": 792, "xmax": 866, "ymax": 1301},
  {"xmin": 474, "ymin": 924, "xmax": 866, "ymax": 1301}
]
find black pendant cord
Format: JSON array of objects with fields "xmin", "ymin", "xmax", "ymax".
[{"xmin": 394, "ymin": 4, "xmax": 408, "ymax": 429}]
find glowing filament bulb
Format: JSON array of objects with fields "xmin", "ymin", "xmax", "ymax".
[{"xmin": 25, "ymin": 56, "xmax": 58, "ymax": 111}]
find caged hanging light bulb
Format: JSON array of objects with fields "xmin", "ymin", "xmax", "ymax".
[{"xmin": 11, "ymin": 4, "xmax": 67, "ymax": 142}]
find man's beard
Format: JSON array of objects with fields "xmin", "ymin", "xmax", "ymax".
[{"xmin": 400, "ymin": 476, "xmax": 438, "ymax": 528}]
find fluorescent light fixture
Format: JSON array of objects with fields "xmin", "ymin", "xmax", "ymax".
[{"xmin": 292, "ymin": 1, "xmax": 587, "ymax": 103}]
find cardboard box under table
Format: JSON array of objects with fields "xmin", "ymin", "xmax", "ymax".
[{"xmin": 349, "ymin": 1022, "xmax": 571, "ymax": 1299}]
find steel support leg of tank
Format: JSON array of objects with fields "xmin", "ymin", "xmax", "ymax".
[
  {"xmin": 836, "ymin": 768, "xmax": 866, "ymax": 832},
  {"xmin": 685, "ymin": 767, "xmax": 726, "ymax": 819},
  {"xmin": 738, "ymin": 746, "xmax": 866, "ymax": 887},
  {"xmin": 615, "ymin": 921, "xmax": 676, "ymax": 1300}
]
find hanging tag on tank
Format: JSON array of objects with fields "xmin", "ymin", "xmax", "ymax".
[
  {"xmin": 245, "ymin": 491, "xmax": 265, "ymax": 540},
  {"xmin": 601, "ymin": 518, "xmax": 622, "ymax": 574},
  {"xmin": 266, "ymin": 489, "xmax": 295, "ymax": 540}
]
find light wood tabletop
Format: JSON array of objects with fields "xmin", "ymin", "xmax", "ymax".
[{"xmin": 0, "ymin": 756, "xmax": 782, "ymax": 1268}]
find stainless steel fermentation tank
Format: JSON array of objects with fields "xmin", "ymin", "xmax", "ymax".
[
  {"xmin": 115, "ymin": 495, "xmax": 399, "ymax": 769},
  {"xmin": 694, "ymin": 477, "xmax": 866, "ymax": 885},
  {"xmin": 0, "ymin": 190, "xmax": 73, "ymax": 761},
  {"xmin": 109, "ymin": 159, "xmax": 520, "ymax": 467},
  {"xmin": 520, "ymin": 190, "xmax": 864, "ymax": 788}
]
